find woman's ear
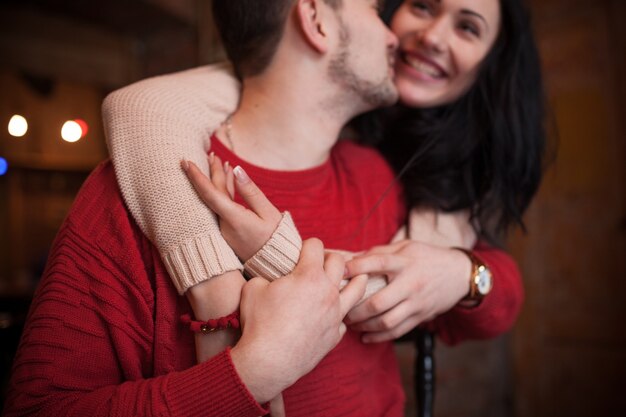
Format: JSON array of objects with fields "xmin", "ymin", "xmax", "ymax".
[{"xmin": 296, "ymin": 0, "xmax": 331, "ymax": 53}]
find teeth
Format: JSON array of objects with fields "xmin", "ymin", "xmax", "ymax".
[{"xmin": 404, "ymin": 54, "xmax": 443, "ymax": 78}]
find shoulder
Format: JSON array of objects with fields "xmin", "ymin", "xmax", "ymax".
[
  {"xmin": 32, "ymin": 162, "xmax": 165, "ymax": 360},
  {"xmin": 66, "ymin": 160, "xmax": 140, "ymax": 244},
  {"xmin": 56, "ymin": 160, "xmax": 161, "ymax": 298},
  {"xmin": 102, "ymin": 62, "xmax": 240, "ymax": 121}
]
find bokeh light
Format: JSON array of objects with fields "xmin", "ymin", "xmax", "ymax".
[
  {"xmin": 61, "ymin": 120, "xmax": 87, "ymax": 143},
  {"xmin": 0, "ymin": 157, "xmax": 8, "ymax": 176},
  {"xmin": 74, "ymin": 119, "xmax": 89, "ymax": 136},
  {"xmin": 8, "ymin": 115, "xmax": 28, "ymax": 137}
]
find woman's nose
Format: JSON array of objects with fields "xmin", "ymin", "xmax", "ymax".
[{"xmin": 418, "ymin": 17, "xmax": 450, "ymax": 53}]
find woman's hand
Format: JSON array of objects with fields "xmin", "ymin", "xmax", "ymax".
[
  {"xmin": 182, "ymin": 154, "xmax": 282, "ymax": 261},
  {"xmin": 345, "ymin": 240, "xmax": 472, "ymax": 343}
]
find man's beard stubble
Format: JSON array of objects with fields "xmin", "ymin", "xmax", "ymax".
[{"xmin": 327, "ymin": 19, "xmax": 398, "ymax": 109}]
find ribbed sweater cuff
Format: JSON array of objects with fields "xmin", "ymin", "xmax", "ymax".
[
  {"xmin": 166, "ymin": 348, "xmax": 268, "ymax": 417},
  {"xmin": 244, "ymin": 212, "xmax": 302, "ymax": 281},
  {"xmin": 163, "ymin": 234, "xmax": 243, "ymax": 294}
]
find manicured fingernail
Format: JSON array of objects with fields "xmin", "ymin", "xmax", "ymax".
[
  {"xmin": 233, "ymin": 166, "xmax": 249, "ymax": 183},
  {"xmin": 209, "ymin": 152, "xmax": 215, "ymax": 163},
  {"xmin": 181, "ymin": 160, "xmax": 189, "ymax": 172},
  {"xmin": 224, "ymin": 161, "xmax": 230, "ymax": 171}
]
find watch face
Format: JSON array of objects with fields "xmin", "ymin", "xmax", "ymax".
[{"xmin": 476, "ymin": 266, "xmax": 493, "ymax": 295}]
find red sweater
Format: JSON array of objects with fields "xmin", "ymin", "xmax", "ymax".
[
  {"xmin": 4, "ymin": 140, "xmax": 406, "ymax": 417},
  {"xmin": 4, "ymin": 161, "xmax": 266, "ymax": 417},
  {"xmin": 213, "ymin": 138, "xmax": 408, "ymax": 416},
  {"xmin": 5, "ymin": 139, "xmax": 524, "ymax": 417}
]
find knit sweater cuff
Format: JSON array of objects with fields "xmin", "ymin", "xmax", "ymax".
[
  {"xmin": 163, "ymin": 234, "xmax": 243, "ymax": 295},
  {"xmin": 244, "ymin": 212, "xmax": 302, "ymax": 281},
  {"xmin": 166, "ymin": 348, "xmax": 268, "ymax": 417}
]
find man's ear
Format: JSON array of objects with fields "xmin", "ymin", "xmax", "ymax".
[{"xmin": 296, "ymin": 0, "xmax": 332, "ymax": 54}]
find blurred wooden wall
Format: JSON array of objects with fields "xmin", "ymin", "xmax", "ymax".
[
  {"xmin": 509, "ymin": 0, "xmax": 626, "ymax": 415},
  {"xmin": 0, "ymin": 0, "xmax": 201, "ymax": 293}
]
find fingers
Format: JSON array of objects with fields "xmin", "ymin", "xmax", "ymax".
[
  {"xmin": 239, "ymin": 277, "xmax": 270, "ymax": 326},
  {"xmin": 241, "ymin": 276, "xmax": 269, "ymax": 294},
  {"xmin": 361, "ymin": 314, "xmax": 423, "ymax": 343},
  {"xmin": 323, "ymin": 252, "xmax": 346, "ymax": 287},
  {"xmin": 345, "ymin": 283, "xmax": 405, "ymax": 324},
  {"xmin": 338, "ymin": 322, "xmax": 347, "ymax": 338},
  {"xmin": 233, "ymin": 166, "xmax": 281, "ymax": 221},
  {"xmin": 182, "ymin": 159, "xmax": 243, "ymax": 219},
  {"xmin": 345, "ymin": 253, "xmax": 406, "ymax": 278},
  {"xmin": 350, "ymin": 299, "xmax": 411, "ymax": 333},
  {"xmin": 360, "ymin": 240, "xmax": 410, "ymax": 256},
  {"xmin": 339, "ymin": 274, "xmax": 368, "ymax": 318},
  {"xmin": 225, "ymin": 163, "xmax": 235, "ymax": 199},
  {"xmin": 209, "ymin": 153, "xmax": 229, "ymax": 195},
  {"xmin": 293, "ymin": 238, "xmax": 325, "ymax": 275}
]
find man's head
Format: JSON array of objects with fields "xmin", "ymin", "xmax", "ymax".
[
  {"xmin": 212, "ymin": 0, "xmax": 343, "ymax": 79},
  {"xmin": 213, "ymin": 0, "xmax": 398, "ymax": 112}
]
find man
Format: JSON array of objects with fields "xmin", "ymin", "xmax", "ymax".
[
  {"xmin": 5, "ymin": 0, "xmax": 405, "ymax": 416},
  {"xmin": 179, "ymin": 1, "xmax": 405, "ymax": 415},
  {"xmin": 174, "ymin": 0, "xmax": 405, "ymax": 414}
]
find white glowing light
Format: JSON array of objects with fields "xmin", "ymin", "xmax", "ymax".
[
  {"xmin": 8, "ymin": 115, "xmax": 28, "ymax": 137},
  {"xmin": 61, "ymin": 120, "xmax": 83, "ymax": 143}
]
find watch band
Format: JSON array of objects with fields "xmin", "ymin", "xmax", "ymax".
[{"xmin": 452, "ymin": 247, "xmax": 493, "ymax": 302}]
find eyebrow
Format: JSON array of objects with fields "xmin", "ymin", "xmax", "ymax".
[
  {"xmin": 460, "ymin": 9, "xmax": 490, "ymax": 31},
  {"xmin": 430, "ymin": 1, "xmax": 490, "ymax": 32}
]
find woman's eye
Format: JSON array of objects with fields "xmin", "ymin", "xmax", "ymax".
[
  {"xmin": 410, "ymin": 1, "xmax": 431, "ymax": 14},
  {"xmin": 459, "ymin": 21, "xmax": 480, "ymax": 37}
]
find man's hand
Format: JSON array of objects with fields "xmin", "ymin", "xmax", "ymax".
[{"xmin": 230, "ymin": 238, "xmax": 367, "ymax": 403}]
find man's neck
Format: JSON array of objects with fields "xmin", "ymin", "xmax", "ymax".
[{"xmin": 217, "ymin": 75, "xmax": 355, "ymax": 171}]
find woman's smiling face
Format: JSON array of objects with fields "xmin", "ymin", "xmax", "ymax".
[{"xmin": 391, "ymin": 0, "xmax": 501, "ymax": 108}]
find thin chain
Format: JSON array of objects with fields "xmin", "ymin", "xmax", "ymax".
[{"xmin": 224, "ymin": 116, "xmax": 235, "ymax": 152}]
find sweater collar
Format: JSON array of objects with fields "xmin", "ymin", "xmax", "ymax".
[{"xmin": 209, "ymin": 134, "xmax": 334, "ymax": 190}]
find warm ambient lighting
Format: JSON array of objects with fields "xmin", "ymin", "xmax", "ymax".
[
  {"xmin": 61, "ymin": 119, "xmax": 88, "ymax": 143},
  {"xmin": 0, "ymin": 157, "xmax": 7, "ymax": 176},
  {"xmin": 8, "ymin": 115, "xmax": 28, "ymax": 137}
]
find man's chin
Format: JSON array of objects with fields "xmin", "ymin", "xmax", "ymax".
[
  {"xmin": 367, "ymin": 84, "xmax": 399, "ymax": 109},
  {"xmin": 381, "ymin": 90, "xmax": 400, "ymax": 107}
]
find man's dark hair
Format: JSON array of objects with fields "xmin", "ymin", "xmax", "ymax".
[{"xmin": 212, "ymin": 0, "xmax": 343, "ymax": 79}]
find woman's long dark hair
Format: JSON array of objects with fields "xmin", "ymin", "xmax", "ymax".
[{"xmin": 358, "ymin": 0, "xmax": 547, "ymax": 244}]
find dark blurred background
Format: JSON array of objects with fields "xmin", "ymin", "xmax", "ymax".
[{"xmin": 0, "ymin": 0, "xmax": 624, "ymax": 416}]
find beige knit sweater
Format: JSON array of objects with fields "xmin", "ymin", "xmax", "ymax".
[
  {"xmin": 103, "ymin": 63, "xmax": 241, "ymax": 294},
  {"xmin": 103, "ymin": 63, "xmax": 474, "ymax": 295}
]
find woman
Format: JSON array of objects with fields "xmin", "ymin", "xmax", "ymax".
[
  {"xmin": 105, "ymin": 0, "xmax": 543, "ymax": 395},
  {"xmin": 344, "ymin": 0, "xmax": 546, "ymax": 341}
]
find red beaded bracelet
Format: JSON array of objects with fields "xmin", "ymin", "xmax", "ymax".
[{"xmin": 180, "ymin": 311, "xmax": 240, "ymax": 334}]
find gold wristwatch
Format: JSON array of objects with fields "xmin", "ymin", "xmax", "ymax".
[{"xmin": 453, "ymin": 247, "xmax": 493, "ymax": 302}]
